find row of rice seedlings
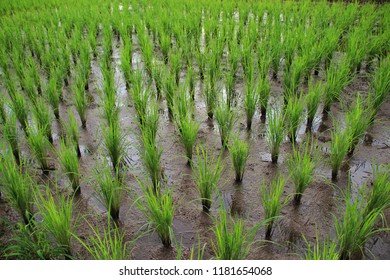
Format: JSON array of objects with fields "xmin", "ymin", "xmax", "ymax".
[
  {"xmin": 74, "ymin": 217, "xmax": 130, "ymax": 260},
  {"xmin": 103, "ymin": 117, "xmax": 127, "ymax": 174},
  {"xmin": 192, "ymin": 145, "xmax": 223, "ymax": 212},
  {"xmin": 334, "ymin": 186, "xmax": 387, "ymax": 260},
  {"xmin": 260, "ymin": 174, "xmax": 287, "ymax": 239},
  {"xmin": 329, "ymin": 121, "xmax": 349, "ymax": 181},
  {"xmin": 152, "ymin": 63, "xmax": 164, "ymax": 100},
  {"xmin": 120, "ymin": 38, "xmax": 133, "ymax": 91},
  {"xmin": 92, "ymin": 158, "xmax": 124, "ymax": 222},
  {"xmin": 288, "ymin": 140, "xmax": 319, "ymax": 205},
  {"xmin": 136, "ymin": 181, "xmax": 175, "ymax": 248},
  {"xmin": 284, "ymin": 93, "xmax": 305, "ymax": 143},
  {"xmin": 228, "ymin": 134, "xmax": 249, "ymax": 183},
  {"xmin": 35, "ymin": 186, "xmax": 74, "ymax": 258},
  {"xmin": 100, "ymin": 62, "xmax": 119, "ymax": 124},
  {"xmin": 57, "ymin": 139, "xmax": 80, "ymax": 195},
  {"xmin": 212, "ymin": 202, "xmax": 258, "ymax": 260},
  {"xmin": 0, "ymin": 147, "xmax": 34, "ymax": 228},
  {"xmin": 266, "ymin": 108, "xmax": 285, "ymax": 164},
  {"xmin": 215, "ymin": 97, "xmax": 236, "ymax": 148}
]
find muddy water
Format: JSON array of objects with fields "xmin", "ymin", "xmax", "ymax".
[{"xmin": 0, "ymin": 32, "xmax": 389, "ymax": 260}]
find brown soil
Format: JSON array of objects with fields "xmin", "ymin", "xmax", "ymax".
[{"xmin": 0, "ymin": 35, "xmax": 389, "ymax": 260}]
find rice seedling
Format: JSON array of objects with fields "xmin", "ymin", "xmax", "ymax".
[
  {"xmin": 212, "ymin": 202, "xmax": 258, "ymax": 260},
  {"xmin": 74, "ymin": 217, "xmax": 130, "ymax": 260},
  {"xmin": 364, "ymin": 163, "xmax": 390, "ymax": 216},
  {"xmin": 288, "ymin": 140, "xmax": 319, "ymax": 205},
  {"xmin": 121, "ymin": 40, "xmax": 133, "ymax": 91},
  {"xmin": 136, "ymin": 180, "xmax": 175, "ymax": 248},
  {"xmin": 0, "ymin": 147, "xmax": 34, "ymax": 228},
  {"xmin": 46, "ymin": 74, "xmax": 61, "ymax": 120},
  {"xmin": 258, "ymin": 78, "xmax": 271, "ymax": 123},
  {"xmin": 303, "ymin": 234, "xmax": 339, "ymax": 260},
  {"xmin": 285, "ymin": 93, "xmax": 305, "ymax": 143},
  {"xmin": 334, "ymin": 186, "xmax": 387, "ymax": 260},
  {"xmin": 203, "ymin": 74, "xmax": 219, "ymax": 120},
  {"xmin": 103, "ymin": 118, "xmax": 126, "ymax": 173},
  {"xmin": 266, "ymin": 108, "xmax": 285, "ymax": 164},
  {"xmin": 244, "ymin": 78, "xmax": 258, "ymax": 130},
  {"xmin": 63, "ymin": 110, "xmax": 81, "ymax": 158},
  {"xmin": 215, "ymin": 98, "xmax": 236, "ymax": 148},
  {"xmin": 329, "ymin": 121, "xmax": 349, "ymax": 181},
  {"xmin": 57, "ymin": 139, "xmax": 80, "ymax": 195},
  {"xmin": 140, "ymin": 126, "xmax": 162, "ymax": 192},
  {"xmin": 163, "ymin": 71, "xmax": 176, "ymax": 118},
  {"xmin": 35, "ymin": 186, "xmax": 74, "ymax": 258},
  {"xmin": 228, "ymin": 134, "xmax": 249, "ymax": 183},
  {"xmin": 100, "ymin": 63, "xmax": 119, "ymax": 124},
  {"xmin": 3, "ymin": 111, "xmax": 21, "ymax": 164},
  {"xmin": 27, "ymin": 124, "xmax": 51, "ymax": 175},
  {"xmin": 4, "ymin": 222, "xmax": 64, "ymax": 260},
  {"xmin": 0, "ymin": 94, "xmax": 6, "ymax": 123},
  {"xmin": 305, "ymin": 80, "xmax": 322, "ymax": 131},
  {"xmin": 169, "ymin": 47, "xmax": 182, "ymax": 85},
  {"xmin": 73, "ymin": 79, "xmax": 87, "ymax": 129},
  {"xmin": 366, "ymin": 57, "xmax": 390, "ymax": 125},
  {"xmin": 345, "ymin": 94, "xmax": 370, "ymax": 156},
  {"xmin": 9, "ymin": 90, "xmax": 29, "ymax": 132},
  {"xmin": 323, "ymin": 58, "xmax": 352, "ymax": 114},
  {"xmin": 152, "ymin": 63, "xmax": 164, "ymax": 99},
  {"xmin": 139, "ymin": 99, "xmax": 159, "ymax": 145},
  {"xmin": 260, "ymin": 174, "xmax": 287, "ymax": 239},
  {"xmin": 93, "ymin": 158, "xmax": 123, "ymax": 222},
  {"xmin": 192, "ymin": 145, "xmax": 223, "ymax": 212},
  {"xmin": 32, "ymin": 97, "xmax": 53, "ymax": 143}
]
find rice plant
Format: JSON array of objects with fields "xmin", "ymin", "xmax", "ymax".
[
  {"xmin": 63, "ymin": 110, "xmax": 81, "ymax": 158},
  {"xmin": 329, "ymin": 121, "xmax": 349, "ymax": 181},
  {"xmin": 140, "ymin": 126, "xmax": 162, "ymax": 192},
  {"xmin": 192, "ymin": 145, "xmax": 223, "ymax": 212},
  {"xmin": 74, "ymin": 218, "xmax": 130, "ymax": 260},
  {"xmin": 266, "ymin": 108, "xmax": 285, "ymax": 164},
  {"xmin": 335, "ymin": 186, "xmax": 387, "ymax": 260},
  {"xmin": 27, "ymin": 124, "xmax": 51, "ymax": 175},
  {"xmin": 284, "ymin": 93, "xmax": 305, "ymax": 143},
  {"xmin": 345, "ymin": 94, "xmax": 370, "ymax": 156},
  {"xmin": 303, "ymin": 234, "xmax": 339, "ymax": 260},
  {"xmin": 215, "ymin": 98, "xmax": 236, "ymax": 148},
  {"xmin": 258, "ymin": 78, "xmax": 271, "ymax": 123},
  {"xmin": 32, "ymin": 97, "xmax": 53, "ymax": 143},
  {"xmin": 260, "ymin": 175, "xmax": 286, "ymax": 239},
  {"xmin": 46, "ymin": 75, "xmax": 61, "ymax": 120},
  {"xmin": 244, "ymin": 78, "xmax": 258, "ymax": 130},
  {"xmin": 288, "ymin": 140, "xmax": 318, "ymax": 205},
  {"xmin": 212, "ymin": 203, "xmax": 258, "ymax": 260},
  {"xmin": 136, "ymin": 181, "xmax": 175, "ymax": 248},
  {"xmin": 3, "ymin": 111, "xmax": 21, "ymax": 164},
  {"xmin": 93, "ymin": 158, "xmax": 123, "ymax": 222},
  {"xmin": 103, "ymin": 118, "xmax": 126, "ymax": 173},
  {"xmin": 228, "ymin": 134, "xmax": 249, "ymax": 182},
  {"xmin": 57, "ymin": 139, "xmax": 80, "ymax": 195},
  {"xmin": 35, "ymin": 186, "xmax": 74, "ymax": 258},
  {"xmin": 364, "ymin": 164, "xmax": 390, "ymax": 216},
  {"xmin": 9, "ymin": 91, "xmax": 29, "ymax": 132},
  {"xmin": 203, "ymin": 74, "xmax": 218, "ymax": 120},
  {"xmin": 305, "ymin": 80, "xmax": 322, "ymax": 131},
  {"xmin": 73, "ymin": 79, "xmax": 87, "ymax": 129},
  {"xmin": 0, "ymin": 147, "xmax": 34, "ymax": 228}
]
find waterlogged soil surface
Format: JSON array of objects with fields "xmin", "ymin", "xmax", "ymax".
[{"xmin": 0, "ymin": 35, "xmax": 389, "ymax": 260}]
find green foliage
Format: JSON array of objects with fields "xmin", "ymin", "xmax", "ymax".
[{"xmin": 228, "ymin": 134, "xmax": 249, "ymax": 182}]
